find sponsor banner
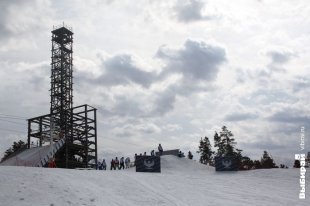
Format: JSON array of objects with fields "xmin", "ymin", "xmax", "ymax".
[
  {"xmin": 136, "ymin": 156, "xmax": 161, "ymax": 173},
  {"xmin": 215, "ymin": 156, "xmax": 239, "ymax": 171}
]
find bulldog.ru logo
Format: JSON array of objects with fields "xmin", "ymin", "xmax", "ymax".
[
  {"xmin": 144, "ymin": 159, "xmax": 155, "ymax": 170},
  {"xmin": 222, "ymin": 159, "xmax": 232, "ymax": 169}
]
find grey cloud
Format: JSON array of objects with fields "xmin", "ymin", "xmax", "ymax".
[
  {"xmin": 174, "ymin": 0, "xmax": 212, "ymax": 23},
  {"xmin": 292, "ymin": 76, "xmax": 310, "ymax": 92},
  {"xmin": 77, "ymin": 39, "xmax": 226, "ymax": 117},
  {"xmin": 112, "ymin": 96, "xmax": 147, "ymax": 117},
  {"xmin": 0, "ymin": 0, "xmax": 47, "ymax": 42},
  {"xmin": 96, "ymin": 96, "xmax": 148, "ymax": 119},
  {"xmin": 225, "ymin": 112, "xmax": 258, "ymax": 122},
  {"xmin": 267, "ymin": 50, "xmax": 294, "ymax": 64},
  {"xmin": 151, "ymin": 39, "xmax": 226, "ymax": 115},
  {"xmin": 158, "ymin": 39, "xmax": 226, "ymax": 81},
  {"xmin": 240, "ymin": 89, "xmax": 296, "ymax": 106},
  {"xmin": 268, "ymin": 108, "xmax": 310, "ymax": 124},
  {"xmin": 152, "ymin": 88, "xmax": 176, "ymax": 116},
  {"xmin": 243, "ymin": 139, "xmax": 288, "ymax": 151},
  {"xmin": 0, "ymin": 0, "xmax": 21, "ymax": 40},
  {"xmin": 89, "ymin": 54, "xmax": 156, "ymax": 88}
]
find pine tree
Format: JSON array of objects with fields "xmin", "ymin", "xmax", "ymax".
[
  {"xmin": 197, "ymin": 136, "xmax": 214, "ymax": 165},
  {"xmin": 240, "ymin": 156, "xmax": 254, "ymax": 170},
  {"xmin": 214, "ymin": 126, "xmax": 242, "ymax": 157},
  {"xmin": 261, "ymin": 151, "xmax": 276, "ymax": 168},
  {"xmin": 1, "ymin": 140, "xmax": 26, "ymax": 162},
  {"xmin": 254, "ymin": 160, "xmax": 262, "ymax": 169}
]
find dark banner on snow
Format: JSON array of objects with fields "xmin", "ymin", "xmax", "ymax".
[
  {"xmin": 215, "ymin": 156, "xmax": 239, "ymax": 171},
  {"xmin": 136, "ymin": 156, "xmax": 161, "ymax": 173}
]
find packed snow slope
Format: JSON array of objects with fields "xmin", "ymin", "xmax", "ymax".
[{"xmin": 0, "ymin": 155, "xmax": 308, "ymax": 206}]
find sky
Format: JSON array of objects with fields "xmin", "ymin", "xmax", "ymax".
[{"xmin": 0, "ymin": 0, "xmax": 309, "ymax": 166}]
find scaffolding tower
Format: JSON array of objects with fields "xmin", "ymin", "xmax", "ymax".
[{"xmin": 27, "ymin": 26, "xmax": 98, "ymax": 169}]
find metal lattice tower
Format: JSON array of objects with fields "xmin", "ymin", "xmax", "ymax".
[
  {"xmin": 27, "ymin": 25, "xmax": 98, "ymax": 169},
  {"xmin": 50, "ymin": 26, "xmax": 73, "ymax": 131}
]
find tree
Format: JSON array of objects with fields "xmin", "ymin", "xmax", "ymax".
[
  {"xmin": 1, "ymin": 140, "xmax": 26, "ymax": 162},
  {"xmin": 254, "ymin": 160, "xmax": 262, "ymax": 169},
  {"xmin": 214, "ymin": 126, "xmax": 242, "ymax": 157},
  {"xmin": 293, "ymin": 160, "xmax": 301, "ymax": 168},
  {"xmin": 240, "ymin": 156, "xmax": 254, "ymax": 170},
  {"xmin": 197, "ymin": 136, "xmax": 214, "ymax": 165},
  {"xmin": 260, "ymin": 151, "xmax": 277, "ymax": 168}
]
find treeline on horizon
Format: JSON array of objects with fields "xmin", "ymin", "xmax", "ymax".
[{"xmin": 196, "ymin": 126, "xmax": 309, "ymax": 170}]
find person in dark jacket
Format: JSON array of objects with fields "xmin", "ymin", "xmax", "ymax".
[
  {"xmin": 158, "ymin": 144, "xmax": 163, "ymax": 156},
  {"xmin": 119, "ymin": 157, "xmax": 125, "ymax": 170},
  {"xmin": 110, "ymin": 159, "xmax": 116, "ymax": 170},
  {"xmin": 188, "ymin": 151, "xmax": 193, "ymax": 160}
]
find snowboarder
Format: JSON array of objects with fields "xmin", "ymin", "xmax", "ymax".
[
  {"xmin": 151, "ymin": 150, "xmax": 155, "ymax": 156},
  {"xmin": 119, "ymin": 157, "xmax": 125, "ymax": 170},
  {"xmin": 158, "ymin": 144, "xmax": 163, "ymax": 156},
  {"xmin": 188, "ymin": 151, "xmax": 193, "ymax": 160}
]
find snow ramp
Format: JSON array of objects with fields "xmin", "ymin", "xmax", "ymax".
[
  {"xmin": 0, "ymin": 139, "xmax": 65, "ymax": 167},
  {"xmin": 160, "ymin": 155, "xmax": 214, "ymax": 174}
]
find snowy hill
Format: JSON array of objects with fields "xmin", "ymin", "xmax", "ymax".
[{"xmin": 0, "ymin": 155, "xmax": 308, "ymax": 206}]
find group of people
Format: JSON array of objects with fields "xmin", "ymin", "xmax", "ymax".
[
  {"xmin": 109, "ymin": 157, "xmax": 131, "ymax": 170},
  {"xmin": 98, "ymin": 144, "xmax": 194, "ymax": 170},
  {"xmin": 177, "ymin": 151, "xmax": 193, "ymax": 159}
]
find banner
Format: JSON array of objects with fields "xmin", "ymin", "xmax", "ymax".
[
  {"xmin": 136, "ymin": 156, "xmax": 161, "ymax": 173},
  {"xmin": 214, "ymin": 156, "xmax": 239, "ymax": 171}
]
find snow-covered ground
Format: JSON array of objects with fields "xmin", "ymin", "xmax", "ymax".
[{"xmin": 0, "ymin": 155, "xmax": 308, "ymax": 206}]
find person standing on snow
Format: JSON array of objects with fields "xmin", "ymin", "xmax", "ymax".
[
  {"xmin": 101, "ymin": 159, "xmax": 106, "ymax": 170},
  {"xmin": 158, "ymin": 144, "xmax": 163, "ymax": 156},
  {"xmin": 115, "ymin": 157, "xmax": 120, "ymax": 169},
  {"xmin": 188, "ymin": 151, "xmax": 193, "ymax": 160},
  {"xmin": 125, "ymin": 157, "xmax": 131, "ymax": 168},
  {"xmin": 110, "ymin": 159, "xmax": 116, "ymax": 170},
  {"xmin": 119, "ymin": 157, "xmax": 125, "ymax": 170}
]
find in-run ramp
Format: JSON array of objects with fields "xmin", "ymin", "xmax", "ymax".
[{"xmin": 0, "ymin": 139, "xmax": 65, "ymax": 167}]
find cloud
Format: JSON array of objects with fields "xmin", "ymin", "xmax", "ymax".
[
  {"xmin": 152, "ymin": 87, "xmax": 176, "ymax": 116},
  {"xmin": 292, "ymin": 76, "xmax": 310, "ymax": 92},
  {"xmin": 267, "ymin": 50, "xmax": 294, "ymax": 64},
  {"xmin": 76, "ymin": 39, "xmax": 226, "ymax": 117},
  {"xmin": 174, "ymin": 0, "xmax": 212, "ymax": 23},
  {"xmin": 157, "ymin": 39, "xmax": 226, "ymax": 81},
  {"xmin": 268, "ymin": 108, "xmax": 310, "ymax": 124},
  {"xmin": 225, "ymin": 112, "xmax": 258, "ymax": 122},
  {"xmin": 111, "ymin": 122, "xmax": 161, "ymax": 137},
  {"xmin": 76, "ymin": 54, "xmax": 157, "ymax": 88}
]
